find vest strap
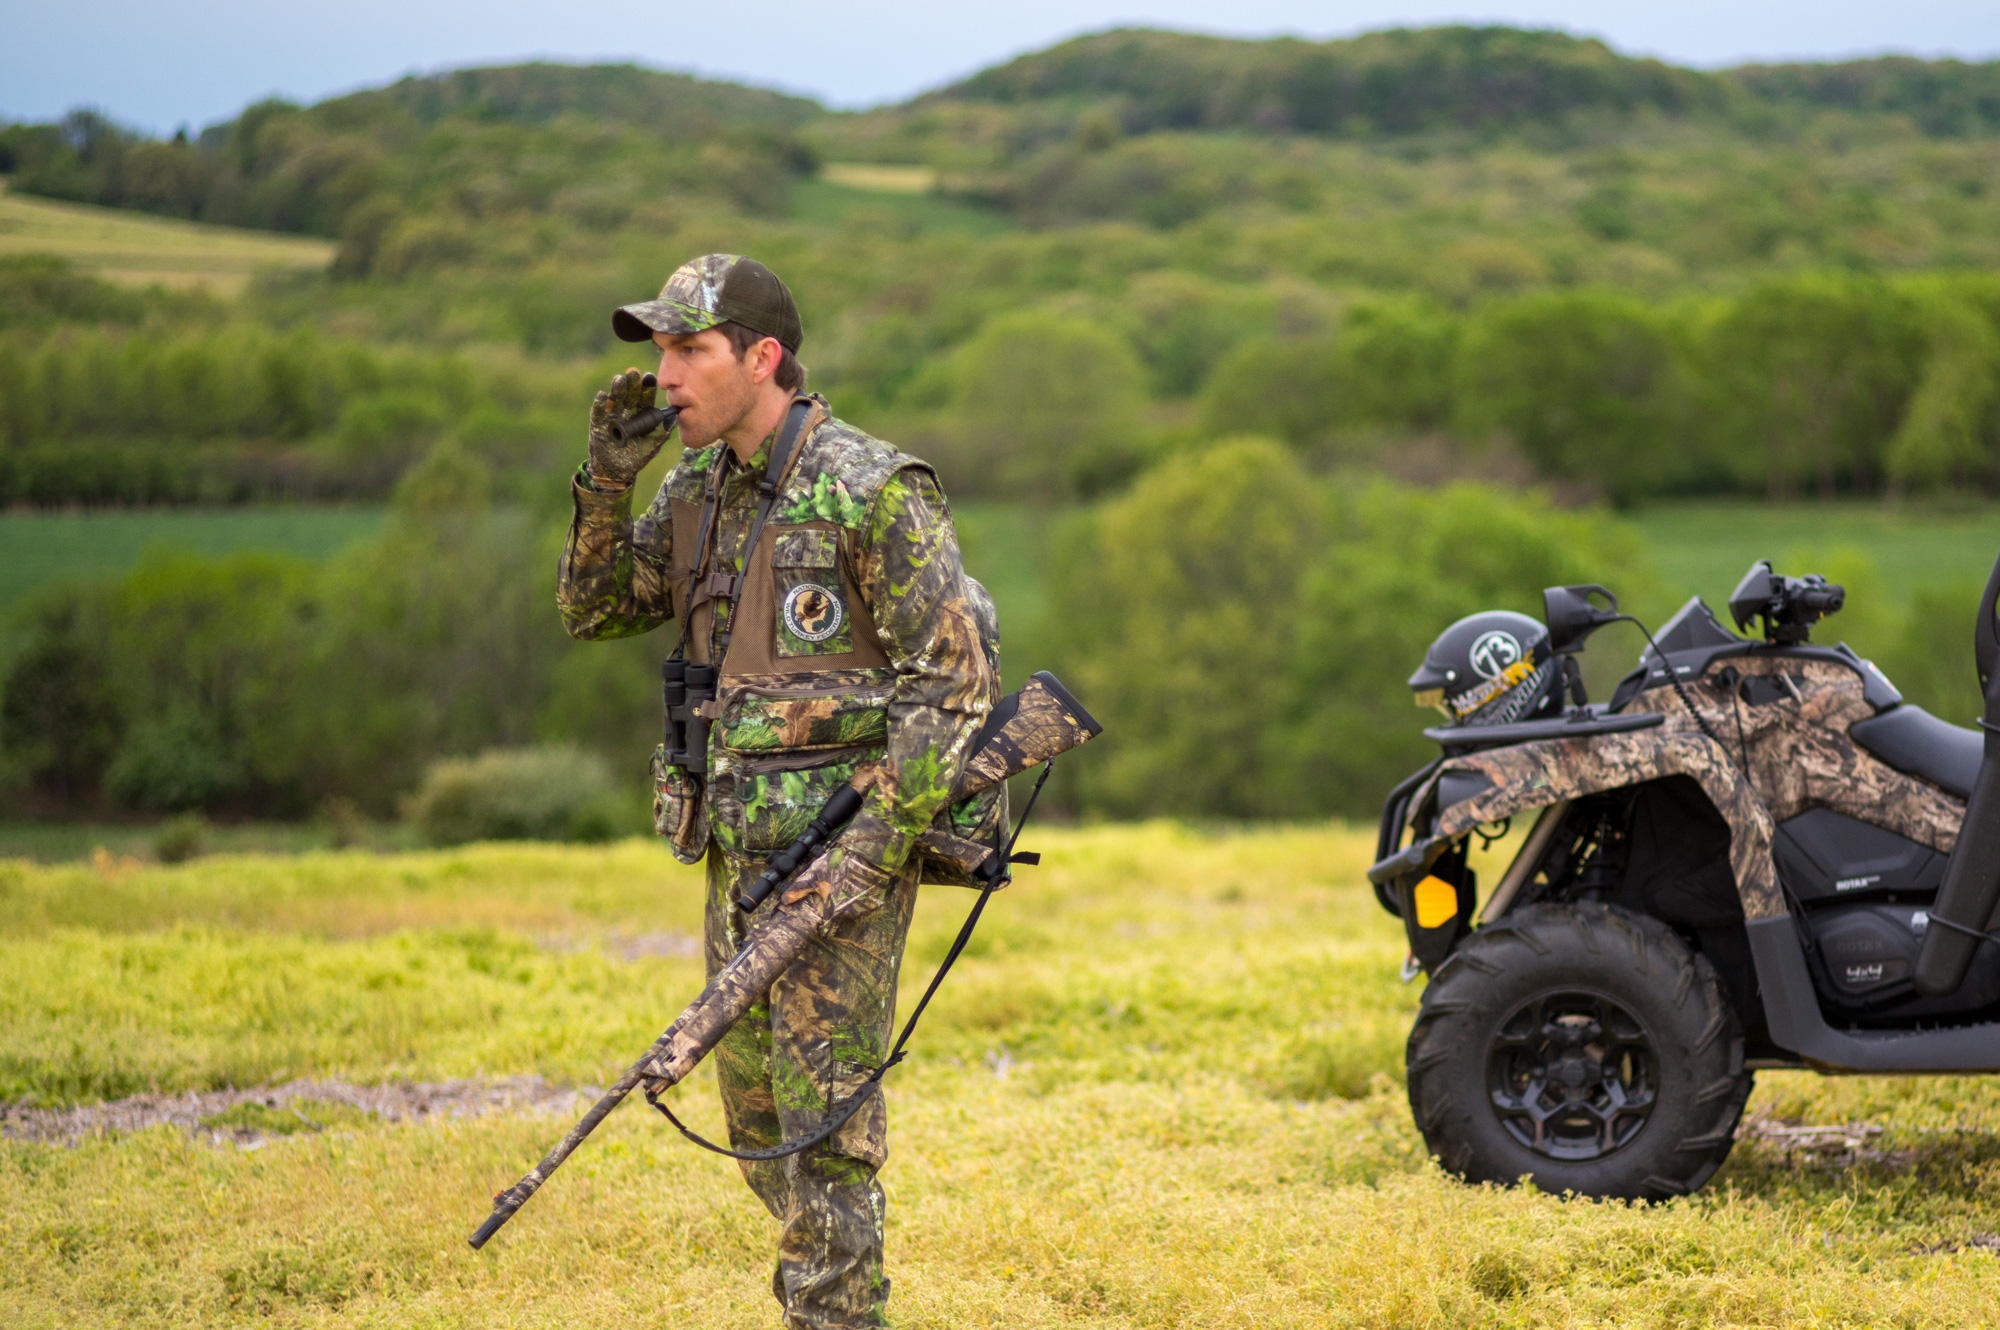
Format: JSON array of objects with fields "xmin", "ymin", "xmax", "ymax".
[
  {"xmin": 686, "ymin": 570, "xmax": 741, "ymax": 611},
  {"xmin": 712, "ymin": 397, "xmax": 813, "ymax": 668},
  {"xmin": 667, "ymin": 447, "xmax": 731, "ymax": 660}
]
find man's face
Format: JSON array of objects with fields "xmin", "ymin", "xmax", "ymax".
[{"xmin": 652, "ymin": 328, "xmax": 760, "ymax": 449}]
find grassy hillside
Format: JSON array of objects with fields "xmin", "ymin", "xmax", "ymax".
[
  {"xmin": 7, "ymin": 29, "xmax": 1997, "ymax": 276},
  {"xmin": 0, "ymin": 180, "xmax": 332, "ymax": 294},
  {"xmin": 919, "ymin": 26, "xmax": 1722, "ymax": 134},
  {"xmin": 314, "ymin": 61, "xmax": 819, "ymax": 132},
  {"xmin": 918, "ymin": 27, "xmax": 2000, "ymax": 138},
  {"xmin": 4, "ymin": 832, "xmax": 1999, "ymax": 1325}
]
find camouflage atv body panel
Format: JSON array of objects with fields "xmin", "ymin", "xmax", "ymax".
[{"xmin": 1414, "ymin": 655, "xmax": 1967, "ymax": 922}]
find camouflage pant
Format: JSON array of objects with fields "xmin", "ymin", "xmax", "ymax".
[{"xmin": 705, "ymin": 846, "xmax": 919, "ymax": 1330}]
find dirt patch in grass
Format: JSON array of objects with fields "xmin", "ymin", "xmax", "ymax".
[
  {"xmin": 533, "ymin": 929, "xmax": 700, "ymax": 961},
  {"xmin": 1, "ymin": 1076, "xmax": 596, "ymax": 1147},
  {"xmin": 1735, "ymin": 1110, "xmax": 2000, "ymax": 1175}
]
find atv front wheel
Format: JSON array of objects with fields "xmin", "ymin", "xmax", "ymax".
[{"xmin": 1406, "ymin": 901, "xmax": 1752, "ymax": 1201}]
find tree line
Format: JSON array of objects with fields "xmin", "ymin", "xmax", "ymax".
[
  {"xmin": 883, "ymin": 270, "xmax": 2000, "ymax": 505},
  {"xmin": 932, "ymin": 27, "xmax": 2000, "ymax": 140},
  {"xmin": 7, "ymin": 435, "xmax": 1982, "ymax": 825},
  {"xmin": 1047, "ymin": 442, "xmax": 1985, "ymax": 821},
  {"xmin": 0, "ymin": 72, "xmax": 816, "ymax": 277},
  {"xmin": 4, "ymin": 258, "xmax": 1998, "ymax": 507},
  {"xmin": 0, "ymin": 265, "xmax": 582, "ymax": 504},
  {"xmin": 6, "ymin": 31, "xmax": 1996, "ymax": 258}
]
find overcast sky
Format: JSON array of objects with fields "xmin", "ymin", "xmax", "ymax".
[{"xmin": 3, "ymin": 1, "xmax": 1996, "ymax": 134}]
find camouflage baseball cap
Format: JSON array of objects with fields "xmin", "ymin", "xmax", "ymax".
[{"xmin": 612, "ymin": 254, "xmax": 803, "ymax": 353}]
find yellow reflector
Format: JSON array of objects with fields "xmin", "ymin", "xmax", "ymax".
[
  {"xmin": 1413, "ymin": 688, "xmax": 1444, "ymax": 709},
  {"xmin": 1413, "ymin": 875, "xmax": 1459, "ymax": 930}
]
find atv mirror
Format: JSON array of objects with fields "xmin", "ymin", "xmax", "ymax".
[{"xmin": 1543, "ymin": 584, "xmax": 1621, "ymax": 656}]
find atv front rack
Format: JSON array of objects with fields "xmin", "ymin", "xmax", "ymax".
[{"xmin": 1421, "ymin": 709, "xmax": 1663, "ymax": 751}]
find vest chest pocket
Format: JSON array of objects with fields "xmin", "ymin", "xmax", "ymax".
[{"xmin": 771, "ymin": 528, "xmax": 854, "ymax": 658}]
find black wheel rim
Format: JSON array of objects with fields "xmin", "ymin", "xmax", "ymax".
[{"xmin": 1486, "ymin": 989, "xmax": 1657, "ymax": 1162}]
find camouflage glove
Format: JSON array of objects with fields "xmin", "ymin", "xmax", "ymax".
[
  {"xmin": 781, "ymin": 845, "xmax": 895, "ymax": 926},
  {"xmin": 586, "ymin": 368, "xmax": 666, "ymax": 492}
]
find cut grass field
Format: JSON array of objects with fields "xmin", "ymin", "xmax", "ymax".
[
  {"xmin": 786, "ymin": 174, "xmax": 1010, "ymax": 235},
  {"xmin": 0, "ymin": 179, "xmax": 335, "ymax": 295},
  {"xmin": 1629, "ymin": 501, "xmax": 2000, "ymax": 615},
  {"xmin": 0, "ymin": 506, "xmax": 386, "ymax": 617},
  {"xmin": 4, "ymin": 828, "xmax": 1998, "ymax": 1326},
  {"xmin": 0, "ymin": 499, "xmax": 1043, "ymax": 687},
  {"xmin": 5, "ymin": 498, "xmax": 1988, "ymax": 634}
]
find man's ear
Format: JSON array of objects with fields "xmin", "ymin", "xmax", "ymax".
[{"xmin": 750, "ymin": 336, "xmax": 784, "ymax": 386}]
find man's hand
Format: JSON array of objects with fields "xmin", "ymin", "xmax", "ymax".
[
  {"xmin": 587, "ymin": 368, "xmax": 667, "ymax": 491},
  {"xmin": 780, "ymin": 847, "xmax": 894, "ymax": 923}
]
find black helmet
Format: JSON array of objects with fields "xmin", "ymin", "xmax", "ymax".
[{"xmin": 1408, "ymin": 610, "xmax": 1560, "ymax": 726}]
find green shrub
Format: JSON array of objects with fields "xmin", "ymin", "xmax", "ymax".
[
  {"xmin": 1700, "ymin": 274, "xmax": 1928, "ymax": 500},
  {"xmin": 153, "ymin": 812, "xmax": 209, "ymax": 864},
  {"xmin": 1052, "ymin": 456, "xmax": 1646, "ymax": 819},
  {"xmin": 403, "ymin": 746, "xmax": 624, "ymax": 845},
  {"xmin": 1284, "ymin": 481, "xmax": 1645, "ymax": 814},
  {"xmin": 0, "ymin": 598, "xmax": 122, "ymax": 802},
  {"xmin": 1114, "ymin": 271, "xmax": 1276, "ymax": 398},
  {"xmin": 1452, "ymin": 290, "xmax": 1691, "ymax": 503},
  {"xmin": 1053, "ymin": 438, "xmax": 1322, "ymax": 818},
  {"xmin": 1198, "ymin": 335, "xmax": 1341, "ymax": 447},
  {"xmin": 941, "ymin": 310, "xmax": 1150, "ymax": 499},
  {"xmin": 0, "ymin": 255, "xmax": 128, "ymax": 329},
  {"xmin": 105, "ymin": 708, "xmax": 249, "ymax": 811}
]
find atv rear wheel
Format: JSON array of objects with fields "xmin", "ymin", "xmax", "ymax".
[{"xmin": 1406, "ymin": 901, "xmax": 1752, "ymax": 1201}]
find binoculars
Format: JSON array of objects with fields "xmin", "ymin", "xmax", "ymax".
[{"xmin": 662, "ymin": 658, "xmax": 716, "ymax": 776}]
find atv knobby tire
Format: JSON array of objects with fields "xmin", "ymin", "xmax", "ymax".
[{"xmin": 1406, "ymin": 901, "xmax": 1752, "ymax": 1201}]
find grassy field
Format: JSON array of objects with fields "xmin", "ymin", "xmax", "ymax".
[
  {"xmin": 0, "ymin": 179, "xmax": 335, "ymax": 294},
  {"xmin": 3, "ymin": 827, "xmax": 1998, "ymax": 1326},
  {"xmin": 0, "ymin": 506, "xmax": 386, "ymax": 617},
  {"xmin": 1630, "ymin": 501, "xmax": 2000, "ymax": 617},
  {"xmin": 0, "ymin": 497, "xmax": 1042, "ymax": 679},
  {"xmin": 0, "ymin": 818, "xmax": 424, "ymax": 865},
  {"xmin": 7, "ymin": 498, "xmax": 1988, "ymax": 634},
  {"xmin": 787, "ymin": 175, "xmax": 1010, "ymax": 235}
]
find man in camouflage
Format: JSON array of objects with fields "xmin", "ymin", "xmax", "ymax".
[{"xmin": 556, "ymin": 254, "xmax": 995, "ymax": 1330}]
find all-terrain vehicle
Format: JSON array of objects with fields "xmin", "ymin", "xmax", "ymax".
[{"xmin": 1370, "ymin": 556, "xmax": 2000, "ymax": 1200}]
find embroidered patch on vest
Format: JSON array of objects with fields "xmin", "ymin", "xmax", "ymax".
[{"xmin": 782, "ymin": 582, "xmax": 845, "ymax": 643}]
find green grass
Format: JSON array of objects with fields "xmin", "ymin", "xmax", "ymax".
[
  {"xmin": 951, "ymin": 500, "xmax": 1055, "ymax": 691},
  {"xmin": 1629, "ymin": 500, "xmax": 2000, "ymax": 615},
  {"xmin": 0, "ymin": 179, "xmax": 335, "ymax": 296},
  {"xmin": 0, "ymin": 820, "xmax": 416, "ymax": 865},
  {"xmin": 3, "ymin": 829, "xmax": 2000, "ymax": 1325},
  {"xmin": 5, "ymin": 495, "xmax": 1988, "ymax": 674},
  {"xmin": 0, "ymin": 506, "xmax": 385, "ymax": 629},
  {"xmin": 786, "ymin": 177, "xmax": 1012, "ymax": 235}
]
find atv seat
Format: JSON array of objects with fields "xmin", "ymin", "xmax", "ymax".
[{"xmin": 1850, "ymin": 705, "xmax": 1983, "ymax": 800}]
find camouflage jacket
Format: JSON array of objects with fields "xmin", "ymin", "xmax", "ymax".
[{"xmin": 557, "ymin": 395, "xmax": 996, "ymax": 876}]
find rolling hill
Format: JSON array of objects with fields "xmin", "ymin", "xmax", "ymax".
[{"xmin": 5, "ymin": 25, "xmax": 1996, "ymax": 250}]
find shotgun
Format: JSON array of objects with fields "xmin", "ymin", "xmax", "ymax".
[{"xmin": 469, "ymin": 671, "xmax": 1101, "ymax": 1248}]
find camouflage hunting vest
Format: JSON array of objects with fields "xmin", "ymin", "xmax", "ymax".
[{"xmin": 661, "ymin": 399, "xmax": 998, "ymax": 868}]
